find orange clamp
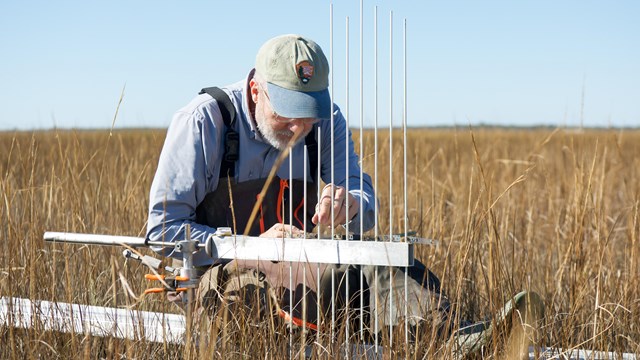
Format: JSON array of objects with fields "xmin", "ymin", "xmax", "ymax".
[
  {"xmin": 143, "ymin": 287, "xmax": 189, "ymax": 295},
  {"xmin": 143, "ymin": 288, "xmax": 166, "ymax": 295},
  {"xmin": 145, "ymin": 274, "xmax": 189, "ymax": 282},
  {"xmin": 145, "ymin": 274, "xmax": 165, "ymax": 281}
]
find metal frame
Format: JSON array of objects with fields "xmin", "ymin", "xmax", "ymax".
[{"xmin": 44, "ymin": 231, "xmax": 414, "ymax": 267}]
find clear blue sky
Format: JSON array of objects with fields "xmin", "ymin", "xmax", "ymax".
[{"xmin": 1, "ymin": 1, "xmax": 638, "ymax": 130}]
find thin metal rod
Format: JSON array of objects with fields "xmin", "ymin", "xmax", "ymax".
[
  {"xmin": 403, "ymin": 18, "xmax": 408, "ymax": 255},
  {"xmin": 289, "ymin": 265, "xmax": 293, "ymax": 356},
  {"xmin": 330, "ymin": 3, "xmax": 335, "ymax": 237},
  {"xmin": 388, "ymin": 9, "xmax": 394, "ymax": 346},
  {"xmin": 317, "ymin": 129, "xmax": 322, "ymax": 242},
  {"xmin": 345, "ymin": 15, "xmax": 350, "ymax": 352},
  {"xmin": 345, "ymin": 15, "xmax": 350, "ymax": 238},
  {"xmin": 329, "ymin": 3, "xmax": 336, "ymax": 343},
  {"xmin": 316, "ymin": 129, "xmax": 322, "ymax": 352},
  {"xmin": 289, "ymin": 144, "xmax": 294, "ymax": 355},
  {"xmin": 403, "ymin": 17, "xmax": 409, "ymax": 347},
  {"xmin": 44, "ymin": 232, "xmax": 147, "ymax": 247},
  {"xmin": 359, "ymin": 0, "xmax": 365, "ymax": 343},
  {"xmin": 303, "ymin": 145, "xmax": 308, "ymax": 343},
  {"xmin": 373, "ymin": 4, "xmax": 379, "ymax": 351},
  {"xmin": 331, "ymin": 266, "xmax": 335, "ymax": 342}
]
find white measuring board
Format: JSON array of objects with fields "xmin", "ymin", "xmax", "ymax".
[
  {"xmin": 208, "ymin": 235, "xmax": 414, "ymax": 266},
  {"xmin": 0, "ymin": 297, "xmax": 185, "ymax": 344},
  {"xmin": 44, "ymin": 231, "xmax": 415, "ymax": 267}
]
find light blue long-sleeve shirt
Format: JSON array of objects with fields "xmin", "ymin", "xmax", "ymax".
[{"xmin": 146, "ymin": 70, "xmax": 375, "ymax": 266}]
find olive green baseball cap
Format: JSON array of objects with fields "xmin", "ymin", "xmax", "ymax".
[{"xmin": 255, "ymin": 34, "xmax": 331, "ymax": 119}]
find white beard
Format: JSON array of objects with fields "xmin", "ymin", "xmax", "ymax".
[
  {"xmin": 256, "ymin": 119, "xmax": 295, "ymax": 151},
  {"xmin": 255, "ymin": 106, "xmax": 310, "ymax": 151}
]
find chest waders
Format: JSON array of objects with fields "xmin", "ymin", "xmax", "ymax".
[{"xmin": 195, "ymin": 87, "xmax": 323, "ymax": 328}]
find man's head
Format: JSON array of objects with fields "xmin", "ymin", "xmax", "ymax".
[
  {"xmin": 255, "ymin": 34, "xmax": 331, "ymax": 120},
  {"xmin": 249, "ymin": 34, "xmax": 331, "ymax": 150}
]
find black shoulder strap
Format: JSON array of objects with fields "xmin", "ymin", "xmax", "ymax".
[
  {"xmin": 199, "ymin": 87, "xmax": 236, "ymax": 128},
  {"xmin": 199, "ymin": 87, "xmax": 239, "ymax": 178},
  {"xmin": 305, "ymin": 127, "xmax": 318, "ymax": 183}
]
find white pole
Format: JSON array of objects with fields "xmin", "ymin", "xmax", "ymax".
[
  {"xmin": 388, "ymin": 10, "xmax": 394, "ymax": 347},
  {"xmin": 316, "ymin": 129, "xmax": 322, "ymax": 353},
  {"xmin": 289, "ymin": 145, "xmax": 294, "ymax": 356},
  {"xmin": 329, "ymin": 3, "xmax": 336, "ymax": 344},
  {"xmin": 403, "ymin": 17, "xmax": 409, "ymax": 347},
  {"xmin": 373, "ymin": 5, "xmax": 379, "ymax": 351},
  {"xmin": 345, "ymin": 15, "xmax": 351, "ymax": 352},
  {"xmin": 359, "ymin": 0, "xmax": 365, "ymax": 343},
  {"xmin": 303, "ymin": 145, "xmax": 308, "ymax": 350}
]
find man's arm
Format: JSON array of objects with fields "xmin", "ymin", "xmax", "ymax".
[
  {"xmin": 316, "ymin": 105, "xmax": 376, "ymax": 232},
  {"xmin": 146, "ymin": 101, "xmax": 224, "ymax": 266}
]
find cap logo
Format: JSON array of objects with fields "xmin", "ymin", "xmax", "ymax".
[{"xmin": 296, "ymin": 61, "xmax": 314, "ymax": 84}]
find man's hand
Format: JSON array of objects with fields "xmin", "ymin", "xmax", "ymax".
[
  {"xmin": 311, "ymin": 184, "xmax": 359, "ymax": 227},
  {"xmin": 260, "ymin": 223, "xmax": 304, "ymax": 238}
]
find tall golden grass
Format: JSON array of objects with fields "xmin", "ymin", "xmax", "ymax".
[{"xmin": 1, "ymin": 128, "xmax": 639, "ymax": 358}]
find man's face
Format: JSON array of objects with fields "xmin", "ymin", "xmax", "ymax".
[{"xmin": 253, "ymin": 83, "xmax": 317, "ymax": 151}]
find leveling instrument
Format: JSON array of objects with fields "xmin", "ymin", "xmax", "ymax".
[{"xmin": 44, "ymin": 226, "xmax": 419, "ymax": 302}]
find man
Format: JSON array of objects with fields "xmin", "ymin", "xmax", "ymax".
[
  {"xmin": 147, "ymin": 34, "xmax": 373, "ymax": 266},
  {"xmin": 147, "ymin": 34, "xmax": 450, "ymax": 338}
]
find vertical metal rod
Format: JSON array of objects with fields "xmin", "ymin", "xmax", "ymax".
[
  {"xmin": 373, "ymin": 4, "xmax": 379, "ymax": 351},
  {"xmin": 345, "ymin": 15, "xmax": 350, "ymax": 236},
  {"xmin": 402, "ymin": 18, "xmax": 408, "ymax": 264},
  {"xmin": 388, "ymin": 10, "xmax": 394, "ymax": 347},
  {"xmin": 403, "ymin": 17, "xmax": 409, "ymax": 347},
  {"xmin": 329, "ymin": 3, "xmax": 336, "ymax": 344},
  {"xmin": 330, "ymin": 6, "xmax": 335, "ymax": 235},
  {"xmin": 303, "ymin": 145, "xmax": 308, "ymax": 348},
  {"xmin": 331, "ymin": 267, "xmax": 336, "ymax": 346},
  {"xmin": 316, "ymin": 129, "xmax": 322, "ymax": 353},
  {"xmin": 289, "ymin": 148, "xmax": 293, "ymax": 356},
  {"xmin": 345, "ymin": 15, "xmax": 350, "ymax": 353},
  {"xmin": 184, "ymin": 224, "xmax": 193, "ymax": 310},
  {"xmin": 290, "ymin": 150, "xmax": 293, "ymax": 227},
  {"xmin": 290, "ymin": 146, "xmax": 293, "ymax": 229},
  {"xmin": 289, "ymin": 265, "xmax": 293, "ymax": 355},
  {"xmin": 359, "ymin": 0, "xmax": 365, "ymax": 343},
  {"xmin": 317, "ymin": 130, "xmax": 323, "ymax": 242}
]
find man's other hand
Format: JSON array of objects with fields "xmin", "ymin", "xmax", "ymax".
[
  {"xmin": 311, "ymin": 184, "xmax": 359, "ymax": 227},
  {"xmin": 260, "ymin": 223, "xmax": 304, "ymax": 238}
]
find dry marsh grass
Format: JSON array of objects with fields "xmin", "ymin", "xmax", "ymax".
[{"xmin": 1, "ymin": 128, "xmax": 639, "ymax": 358}]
